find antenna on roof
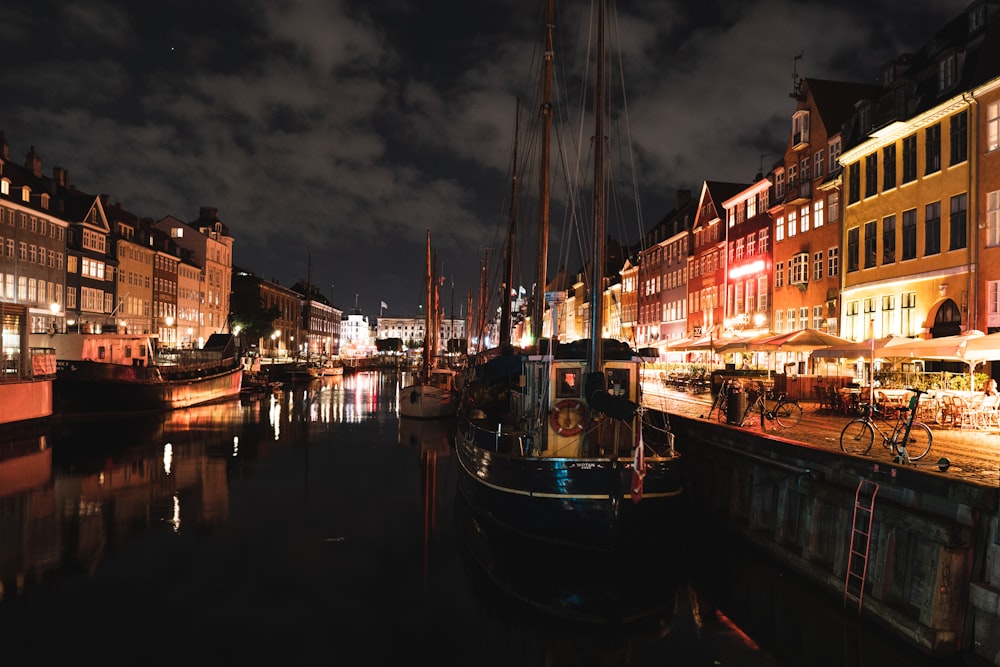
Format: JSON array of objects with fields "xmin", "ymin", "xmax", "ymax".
[{"xmin": 790, "ymin": 51, "xmax": 805, "ymax": 101}]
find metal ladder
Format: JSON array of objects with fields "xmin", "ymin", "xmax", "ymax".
[{"xmin": 844, "ymin": 478, "xmax": 879, "ymax": 613}]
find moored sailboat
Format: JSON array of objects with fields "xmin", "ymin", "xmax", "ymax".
[
  {"xmin": 399, "ymin": 229, "xmax": 458, "ymax": 419},
  {"xmin": 455, "ymin": 0, "xmax": 684, "ymax": 551}
]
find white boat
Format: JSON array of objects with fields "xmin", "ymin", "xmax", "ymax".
[{"xmin": 399, "ymin": 230, "xmax": 458, "ymax": 419}]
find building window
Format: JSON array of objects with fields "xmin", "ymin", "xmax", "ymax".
[
  {"xmin": 792, "ymin": 110, "xmax": 810, "ymax": 146},
  {"xmin": 881, "ymin": 294, "xmax": 896, "ymax": 335},
  {"xmin": 828, "ymin": 191, "xmax": 839, "ymax": 223},
  {"xmin": 950, "ymin": 110, "xmax": 968, "ymax": 166},
  {"xmin": 924, "ymin": 201, "xmax": 941, "ymax": 255},
  {"xmin": 938, "ymin": 54, "xmax": 958, "ymax": 93},
  {"xmin": 758, "ymin": 228, "xmax": 769, "ymax": 254},
  {"xmin": 902, "ymin": 135, "xmax": 917, "ymax": 183},
  {"xmin": 814, "ymin": 149, "xmax": 824, "ymax": 178},
  {"xmin": 848, "ymin": 162, "xmax": 861, "ymax": 204},
  {"xmin": 882, "ymin": 144, "xmax": 896, "ymax": 190},
  {"xmin": 882, "ymin": 215, "xmax": 896, "ymax": 264},
  {"xmin": 988, "ymin": 102, "xmax": 999, "ymax": 153},
  {"xmin": 787, "ymin": 211, "xmax": 797, "ymax": 237},
  {"xmin": 813, "ymin": 251, "xmax": 824, "ymax": 281},
  {"xmin": 949, "ymin": 192, "xmax": 967, "ymax": 250},
  {"xmin": 865, "ymin": 153, "xmax": 878, "ymax": 197},
  {"xmin": 988, "ymin": 190, "xmax": 1000, "ymax": 247},
  {"xmin": 775, "ymin": 170, "xmax": 785, "ymax": 199},
  {"xmin": 901, "ymin": 291, "xmax": 916, "ymax": 337},
  {"xmin": 829, "ymin": 138, "xmax": 841, "ymax": 173},
  {"xmin": 813, "ymin": 305, "xmax": 824, "ymax": 330},
  {"xmin": 925, "ymin": 123, "xmax": 941, "ymax": 175},
  {"xmin": 757, "ymin": 275, "xmax": 768, "ymax": 312},
  {"xmin": 989, "ymin": 281, "xmax": 1000, "ymax": 324},
  {"xmin": 775, "ymin": 216, "xmax": 785, "ymax": 242},
  {"xmin": 775, "ymin": 261, "xmax": 784, "ymax": 288},
  {"xmin": 902, "ymin": 208, "xmax": 917, "ymax": 260},
  {"xmin": 813, "ymin": 199, "xmax": 824, "ymax": 228},
  {"xmin": 847, "ymin": 227, "xmax": 859, "ymax": 272},
  {"xmin": 828, "ymin": 247, "xmax": 839, "ymax": 278},
  {"xmin": 864, "ymin": 220, "xmax": 877, "ymax": 268}
]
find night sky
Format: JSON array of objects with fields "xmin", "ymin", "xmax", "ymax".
[{"xmin": 0, "ymin": 0, "xmax": 968, "ymax": 320}]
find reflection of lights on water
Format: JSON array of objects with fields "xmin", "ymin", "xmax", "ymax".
[
  {"xmin": 232, "ymin": 435, "xmax": 239, "ymax": 457},
  {"xmin": 170, "ymin": 493, "xmax": 181, "ymax": 533},
  {"xmin": 163, "ymin": 443, "xmax": 173, "ymax": 475},
  {"xmin": 98, "ymin": 471, "xmax": 105, "ymax": 486},
  {"xmin": 269, "ymin": 393, "xmax": 281, "ymax": 440}
]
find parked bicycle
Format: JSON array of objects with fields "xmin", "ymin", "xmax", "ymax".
[
  {"xmin": 714, "ymin": 380, "xmax": 802, "ymax": 429},
  {"xmin": 839, "ymin": 387, "xmax": 933, "ymax": 463}
]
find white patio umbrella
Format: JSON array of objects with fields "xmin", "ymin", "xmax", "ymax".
[{"xmin": 880, "ymin": 330, "xmax": 986, "ymax": 388}]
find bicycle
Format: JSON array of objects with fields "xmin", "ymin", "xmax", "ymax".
[
  {"xmin": 730, "ymin": 381, "xmax": 803, "ymax": 429},
  {"xmin": 839, "ymin": 387, "xmax": 933, "ymax": 463}
]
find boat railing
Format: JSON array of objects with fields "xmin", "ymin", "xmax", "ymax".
[
  {"xmin": 154, "ymin": 348, "xmax": 239, "ymax": 372},
  {"xmin": 463, "ymin": 418, "xmax": 526, "ymax": 455}
]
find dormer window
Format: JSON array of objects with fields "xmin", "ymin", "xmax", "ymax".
[
  {"xmin": 21, "ymin": 185, "xmax": 30, "ymax": 202},
  {"xmin": 39, "ymin": 193, "xmax": 49, "ymax": 210},
  {"xmin": 1, "ymin": 178, "xmax": 8, "ymax": 196},
  {"xmin": 938, "ymin": 53, "xmax": 958, "ymax": 93},
  {"xmin": 792, "ymin": 110, "xmax": 810, "ymax": 148},
  {"xmin": 969, "ymin": 2, "xmax": 985, "ymax": 32}
]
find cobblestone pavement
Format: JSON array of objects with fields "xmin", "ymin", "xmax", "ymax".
[{"xmin": 641, "ymin": 384, "xmax": 1000, "ymax": 489}]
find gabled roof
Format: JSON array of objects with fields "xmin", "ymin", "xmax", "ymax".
[{"xmin": 803, "ymin": 78, "xmax": 882, "ymax": 133}]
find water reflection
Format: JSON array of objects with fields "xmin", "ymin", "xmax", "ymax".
[{"xmin": 0, "ymin": 373, "xmax": 981, "ymax": 665}]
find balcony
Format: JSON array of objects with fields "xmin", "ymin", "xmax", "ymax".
[
  {"xmin": 791, "ymin": 131, "xmax": 809, "ymax": 151},
  {"xmin": 783, "ymin": 178, "xmax": 812, "ymax": 205}
]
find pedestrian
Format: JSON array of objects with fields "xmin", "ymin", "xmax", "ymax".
[{"xmin": 985, "ymin": 378, "xmax": 999, "ymax": 398}]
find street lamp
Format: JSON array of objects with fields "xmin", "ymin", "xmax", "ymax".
[{"xmin": 49, "ymin": 302, "xmax": 60, "ymax": 333}]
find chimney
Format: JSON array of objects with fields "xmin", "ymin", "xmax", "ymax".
[
  {"xmin": 25, "ymin": 145, "xmax": 41, "ymax": 178},
  {"xmin": 199, "ymin": 206, "xmax": 219, "ymax": 222},
  {"xmin": 0, "ymin": 131, "xmax": 7, "ymax": 160},
  {"xmin": 53, "ymin": 166, "xmax": 67, "ymax": 188}
]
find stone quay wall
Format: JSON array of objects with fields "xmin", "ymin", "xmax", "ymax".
[{"xmin": 666, "ymin": 412, "xmax": 1000, "ymax": 663}]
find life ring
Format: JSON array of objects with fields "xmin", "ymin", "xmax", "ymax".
[{"xmin": 549, "ymin": 399, "xmax": 587, "ymax": 436}]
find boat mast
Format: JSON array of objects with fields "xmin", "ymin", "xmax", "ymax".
[
  {"xmin": 424, "ymin": 229, "xmax": 432, "ymax": 376},
  {"xmin": 588, "ymin": 0, "xmax": 606, "ymax": 369},
  {"xmin": 531, "ymin": 0, "xmax": 555, "ymax": 346},
  {"xmin": 500, "ymin": 99, "xmax": 520, "ymax": 349}
]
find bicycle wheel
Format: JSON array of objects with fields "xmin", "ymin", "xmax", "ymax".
[
  {"xmin": 840, "ymin": 419, "xmax": 875, "ymax": 455},
  {"xmin": 715, "ymin": 395, "xmax": 728, "ymax": 422},
  {"xmin": 774, "ymin": 400, "xmax": 803, "ymax": 428},
  {"xmin": 898, "ymin": 421, "xmax": 933, "ymax": 461}
]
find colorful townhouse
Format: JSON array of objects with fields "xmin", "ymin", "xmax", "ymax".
[{"xmin": 838, "ymin": 2, "xmax": 1000, "ymax": 351}]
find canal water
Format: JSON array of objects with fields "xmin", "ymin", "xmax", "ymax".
[{"xmin": 0, "ymin": 370, "xmax": 984, "ymax": 666}]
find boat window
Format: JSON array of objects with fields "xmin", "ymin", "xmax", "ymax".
[
  {"xmin": 97, "ymin": 346, "xmax": 106, "ymax": 360},
  {"xmin": 556, "ymin": 369, "xmax": 580, "ymax": 398},
  {"xmin": 125, "ymin": 345, "xmax": 133, "ymax": 358},
  {"xmin": 606, "ymin": 368, "xmax": 630, "ymax": 398}
]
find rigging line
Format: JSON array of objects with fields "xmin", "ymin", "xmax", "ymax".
[{"xmin": 609, "ymin": 0, "xmax": 645, "ymax": 240}]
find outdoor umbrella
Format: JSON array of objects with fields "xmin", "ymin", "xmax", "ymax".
[
  {"xmin": 880, "ymin": 330, "xmax": 986, "ymax": 388},
  {"xmin": 714, "ymin": 331, "xmax": 776, "ymax": 353},
  {"xmin": 811, "ymin": 334, "xmax": 911, "ymax": 360},
  {"xmin": 877, "ymin": 331, "xmax": 984, "ymax": 362},
  {"xmin": 754, "ymin": 328, "xmax": 853, "ymax": 352},
  {"xmin": 955, "ymin": 331, "xmax": 1000, "ymax": 363}
]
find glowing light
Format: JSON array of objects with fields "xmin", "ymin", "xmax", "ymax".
[
  {"xmin": 729, "ymin": 259, "xmax": 765, "ymax": 279},
  {"xmin": 163, "ymin": 442, "xmax": 173, "ymax": 475}
]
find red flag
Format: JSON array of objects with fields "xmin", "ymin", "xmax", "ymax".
[{"xmin": 631, "ymin": 431, "xmax": 645, "ymax": 503}]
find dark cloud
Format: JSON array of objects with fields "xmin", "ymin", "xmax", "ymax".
[{"xmin": 0, "ymin": 0, "xmax": 968, "ymax": 317}]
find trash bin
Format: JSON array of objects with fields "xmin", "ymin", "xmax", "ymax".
[{"xmin": 726, "ymin": 383, "xmax": 747, "ymax": 425}]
